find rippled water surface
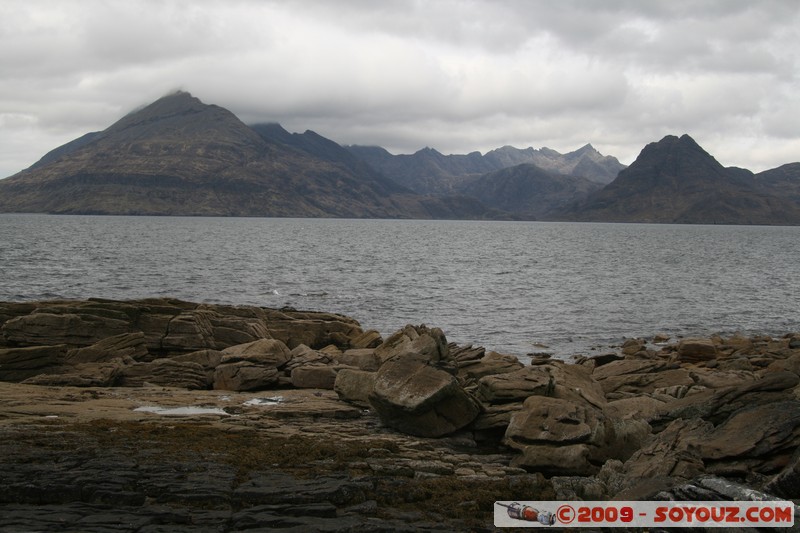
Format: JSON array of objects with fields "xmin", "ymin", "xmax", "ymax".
[{"xmin": 1, "ymin": 214, "xmax": 798, "ymax": 359}]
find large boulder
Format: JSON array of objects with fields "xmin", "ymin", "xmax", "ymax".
[
  {"xmin": 197, "ymin": 304, "xmax": 272, "ymax": 348},
  {"xmin": 676, "ymin": 338, "xmax": 718, "ymax": 363},
  {"xmin": 369, "ymin": 356, "xmax": 481, "ymax": 437},
  {"xmin": 283, "ymin": 344, "xmax": 333, "ymax": 373},
  {"xmin": 472, "ymin": 403, "xmax": 525, "ymax": 432},
  {"xmin": 290, "ymin": 365, "xmax": 338, "ymax": 389},
  {"xmin": 0, "ymin": 344, "xmax": 68, "ymax": 381},
  {"xmin": 213, "ymin": 339, "xmax": 291, "ymax": 391},
  {"xmin": 220, "ymin": 339, "xmax": 292, "ymax": 366},
  {"xmin": 336, "ymin": 349, "xmax": 381, "ymax": 371},
  {"xmin": 334, "ymin": 369, "xmax": 376, "ymax": 407},
  {"xmin": 458, "ymin": 351, "xmax": 523, "ymax": 382},
  {"xmin": 261, "ymin": 309, "xmax": 364, "ymax": 350},
  {"xmin": 159, "ymin": 310, "xmax": 217, "ymax": 352},
  {"xmin": 606, "ymin": 395, "xmax": 668, "ymax": 423},
  {"xmin": 699, "ymin": 399, "xmax": 800, "ymax": 475},
  {"xmin": 593, "ymin": 359, "xmax": 693, "ymax": 397},
  {"xmin": 0, "ymin": 301, "xmax": 40, "ymax": 332},
  {"xmin": 657, "ymin": 370, "xmax": 800, "ymax": 427},
  {"xmin": 621, "ymin": 338, "xmax": 648, "ymax": 356},
  {"xmin": 65, "ymin": 332, "xmax": 149, "ymax": 363},
  {"xmin": 506, "ymin": 396, "xmax": 606, "ymax": 445},
  {"xmin": 130, "ymin": 298, "xmax": 256, "ymax": 352},
  {"xmin": 687, "ymin": 368, "xmax": 758, "ymax": 390},
  {"xmin": 504, "ymin": 394, "xmax": 649, "ymax": 476},
  {"xmin": 374, "ymin": 325, "xmax": 448, "ymax": 363},
  {"xmin": 349, "ymin": 329, "xmax": 382, "ymax": 349},
  {"xmin": 171, "ymin": 349, "xmax": 223, "ymax": 385},
  {"xmin": 509, "ymin": 442, "xmax": 597, "ymax": 477},
  {"xmin": 479, "ymin": 362, "xmax": 606, "ymax": 407},
  {"xmin": 478, "ymin": 366, "xmax": 553, "ymax": 403},
  {"xmin": 1, "ymin": 311, "xmax": 130, "ymax": 347},
  {"xmin": 448, "ymin": 344, "xmax": 486, "ymax": 364},
  {"xmin": 613, "ymin": 394, "xmax": 800, "ymax": 496},
  {"xmin": 611, "ymin": 417, "xmax": 712, "ymax": 498},
  {"xmin": 504, "ymin": 396, "xmax": 606, "ymax": 476}
]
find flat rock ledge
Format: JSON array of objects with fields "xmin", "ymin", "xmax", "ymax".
[{"xmin": 1, "ymin": 298, "xmax": 800, "ymax": 531}]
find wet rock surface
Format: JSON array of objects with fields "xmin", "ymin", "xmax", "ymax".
[{"xmin": 2, "ymin": 299, "xmax": 800, "ymax": 530}]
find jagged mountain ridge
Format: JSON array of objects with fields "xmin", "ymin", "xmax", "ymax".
[
  {"xmin": 556, "ymin": 134, "xmax": 800, "ymax": 224},
  {"xmin": 483, "ymin": 143, "xmax": 625, "ymax": 185},
  {"xmin": 1, "ymin": 92, "xmax": 798, "ymax": 224},
  {"xmin": 0, "ymin": 92, "xmax": 503, "ymax": 219},
  {"xmin": 347, "ymin": 142, "xmax": 626, "ymax": 196}
]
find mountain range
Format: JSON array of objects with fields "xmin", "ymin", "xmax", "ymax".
[
  {"xmin": 346, "ymin": 141, "xmax": 624, "ymax": 196},
  {"xmin": 0, "ymin": 92, "xmax": 499, "ymax": 219},
  {"xmin": 560, "ymin": 135, "xmax": 800, "ymax": 224},
  {"xmin": 1, "ymin": 91, "xmax": 799, "ymax": 224}
]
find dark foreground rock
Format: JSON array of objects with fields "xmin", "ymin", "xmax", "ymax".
[
  {"xmin": 2, "ymin": 298, "xmax": 800, "ymax": 531},
  {"xmin": 0, "ymin": 385, "xmax": 547, "ymax": 532}
]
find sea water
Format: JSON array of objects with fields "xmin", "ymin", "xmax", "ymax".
[{"xmin": 1, "ymin": 214, "xmax": 798, "ymax": 359}]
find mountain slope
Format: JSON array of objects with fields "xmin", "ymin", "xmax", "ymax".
[
  {"xmin": 346, "ymin": 145, "xmax": 495, "ymax": 195},
  {"xmin": 462, "ymin": 164, "xmax": 602, "ymax": 219},
  {"xmin": 0, "ymin": 92, "xmax": 498, "ymax": 219},
  {"xmin": 755, "ymin": 163, "xmax": 800, "ymax": 204},
  {"xmin": 250, "ymin": 123, "xmax": 408, "ymax": 196},
  {"xmin": 557, "ymin": 134, "xmax": 800, "ymax": 224}
]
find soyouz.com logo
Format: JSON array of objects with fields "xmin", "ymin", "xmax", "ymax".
[{"xmin": 494, "ymin": 501, "xmax": 796, "ymax": 528}]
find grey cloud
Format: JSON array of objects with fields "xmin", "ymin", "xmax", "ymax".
[{"xmin": 0, "ymin": 0, "xmax": 798, "ymax": 178}]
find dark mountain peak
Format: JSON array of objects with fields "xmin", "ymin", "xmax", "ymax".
[
  {"xmin": 2, "ymin": 91, "xmax": 493, "ymax": 218},
  {"xmin": 649, "ymin": 133, "xmax": 704, "ymax": 152},
  {"xmin": 300, "ymin": 129, "xmax": 329, "ymax": 142},
  {"xmin": 99, "ymin": 90, "xmax": 260, "ymax": 149},
  {"xmin": 537, "ymin": 147, "xmax": 562, "ymax": 159},
  {"xmin": 564, "ymin": 143, "xmax": 599, "ymax": 162},
  {"xmin": 633, "ymin": 133, "xmax": 722, "ymax": 177},
  {"xmin": 557, "ymin": 133, "xmax": 800, "ymax": 224},
  {"xmin": 346, "ymin": 145, "xmax": 393, "ymax": 158},
  {"xmin": 155, "ymin": 90, "xmax": 202, "ymax": 107},
  {"xmin": 490, "ymin": 145, "xmax": 536, "ymax": 156},
  {"xmin": 31, "ymin": 91, "xmax": 239, "ymax": 168},
  {"xmin": 249, "ymin": 122, "xmax": 295, "ymax": 145},
  {"xmin": 573, "ymin": 143, "xmax": 597, "ymax": 155},
  {"xmin": 114, "ymin": 91, "xmax": 206, "ymax": 124},
  {"xmin": 416, "ymin": 147, "xmax": 443, "ymax": 157}
]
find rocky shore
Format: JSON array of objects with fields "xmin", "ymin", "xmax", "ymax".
[{"xmin": 1, "ymin": 298, "xmax": 799, "ymax": 531}]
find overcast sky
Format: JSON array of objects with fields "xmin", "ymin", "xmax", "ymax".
[{"xmin": 1, "ymin": 0, "xmax": 799, "ymax": 178}]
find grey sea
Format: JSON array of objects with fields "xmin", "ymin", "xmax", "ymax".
[{"xmin": 1, "ymin": 214, "xmax": 799, "ymax": 361}]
